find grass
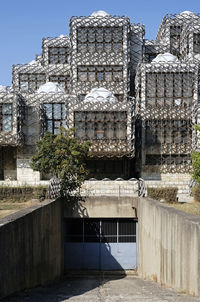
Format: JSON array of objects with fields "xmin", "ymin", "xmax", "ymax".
[
  {"xmin": 166, "ymin": 202, "xmax": 200, "ymax": 216},
  {"xmin": 0, "ymin": 200, "xmax": 40, "ymax": 219}
]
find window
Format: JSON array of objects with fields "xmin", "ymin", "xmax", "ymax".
[
  {"xmin": 77, "ymin": 27, "xmax": 123, "ymax": 53},
  {"xmin": 193, "ymin": 33, "xmax": 200, "ymax": 53},
  {"xmin": 145, "ymin": 53, "xmax": 157, "ymax": 63},
  {"xmin": 145, "ymin": 154, "xmax": 191, "ymax": 166},
  {"xmin": 77, "ymin": 66, "xmax": 123, "ymax": 82},
  {"xmin": 74, "ymin": 111, "xmax": 127, "ymax": 140},
  {"xmin": 0, "ymin": 104, "xmax": 12, "ymax": 132},
  {"xmin": 19, "ymin": 73, "xmax": 46, "ymax": 91},
  {"xmin": 65, "ymin": 219, "xmax": 136, "ymax": 243},
  {"xmin": 146, "ymin": 72, "xmax": 194, "ymax": 106},
  {"xmin": 49, "ymin": 75, "xmax": 70, "ymax": 92},
  {"xmin": 145, "ymin": 119, "xmax": 192, "ymax": 145},
  {"xmin": 114, "ymin": 94, "xmax": 124, "ymax": 102},
  {"xmin": 170, "ymin": 26, "xmax": 182, "ymax": 55},
  {"xmin": 43, "ymin": 103, "xmax": 66, "ymax": 134},
  {"xmin": 48, "ymin": 47, "xmax": 69, "ymax": 64}
]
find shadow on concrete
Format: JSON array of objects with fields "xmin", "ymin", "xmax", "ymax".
[{"xmin": 1, "ymin": 274, "xmax": 127, "ymax": 301}]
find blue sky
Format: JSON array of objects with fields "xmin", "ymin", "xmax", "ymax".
[{"xmin": 0, "ymin": 0, "xmax": 199, "ymax": 86}]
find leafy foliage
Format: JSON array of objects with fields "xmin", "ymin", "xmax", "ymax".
[
  {"xmin": 191, "ymin": 151, "xmax": 200, "ymax": 184},
  {"xmin": 191, "ymin": 125, "xmax": 200, "ymax": 185},
  {"xmin": 147, "ymin": 187, "xmax": 178, "ymax": 203},
  {"xmin": 192, "ymin": 186, "xmax": 200, "ymax": 202},
  {"xmin": 30, "ymin": 128, "xmax": 90, "ymax": 199}
]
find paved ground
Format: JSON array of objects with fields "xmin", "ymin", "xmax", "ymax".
[{"xmin": 3, "ymin": 275, "xmax": 200, "ymax": 302}]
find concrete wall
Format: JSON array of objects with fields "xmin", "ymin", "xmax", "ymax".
[
  {"xmin": 81, "ymin": 180, "xmax": 139, "ymax": 197},
  {"xmin": 0, "ymin": 199, "xmax": 64, "ymax": 299},
  {"xmin": 64, "ymin": 196, "xmax": 139, "ymax": 218},
  {"xmin": 138, "ymin": 197, "xmax": 200, "ymax": 297}
]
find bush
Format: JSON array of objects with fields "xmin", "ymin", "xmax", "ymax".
[
  {"xmin": 0, "ymin": 185, "xmax": 48, "ymax": 202},
  {"xmin": 147, "ymin": 187, "xmax": 178, "ymax": 203},
  {"xmin": 192, "ymin": 186, "xmax": 200, "ymax": 202}
]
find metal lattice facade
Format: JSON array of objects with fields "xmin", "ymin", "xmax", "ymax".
[{"xmin": 0, "ymin": 10, "xmax": 200, "ymax": 185}]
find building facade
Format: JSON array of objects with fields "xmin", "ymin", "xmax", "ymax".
[{"xmin": 0, "ymin": 10, "xmax": 200, "ymax": 197}]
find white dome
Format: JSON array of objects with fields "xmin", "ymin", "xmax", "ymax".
[
  {"xmin": 91, "ymin": 10, "xmax": 110, "ymax": 17},
  {"xmin": 177, "ymin": 11, "xmax": 198, "ymax": 19},
  {"xmin": 152, "ymin": 52, "xmax": 179, "ymax": 63},
  {"xmin": 59, "ymin": 34, "xmax": 67, "ymax": 38},
  {"xmin": 37, "ymin": 82, "xmax": 65, "ymax": 93},
  {"xmin": 179, "ymin": 11, "xmax": 195, "ymax": 16},
  {"xmin": 84, "ymin": 88, "xmax": 117, "ymax": 102},
  {"xmin": 0, "ymin": 85, "xmax": 7, "ymax": 93}
]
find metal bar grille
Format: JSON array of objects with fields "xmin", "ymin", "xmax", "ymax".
[{"xmin": 65, "ymin": 218, "xmax": 137, "ymax": 243}]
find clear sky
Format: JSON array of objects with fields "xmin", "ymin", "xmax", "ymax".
[{"xmin": 0, "ymin": 0, "xmax": 199, "ymax": 86}]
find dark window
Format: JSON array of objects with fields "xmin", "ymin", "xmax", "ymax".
[
  {"xmin": 101, "ymin": 220, "xmax": 117, "ymax": 243},
  {"xmin": 146, "ymin": 72, "xmax": 194, "ymax": 107},
  {"xmin": 145, "ymin": 154, "xmax": 191, "ymax": 166},
  {"xmin": 74, "ymin": 111, "xmax": 127, "ymax": 140},
  {"xmin": 145, "ymin": 53, "xmax": 157, "ymax": 63},
  {"xmin": 145, "ymin": 119, "xmax": 192, "ymax": 146},
  {"xmin": 170, "ymin": 26, "xmax": 181, "ymax": 55},
  {"xmin": 49, "ymin": 75, "xmax": 70, "ymax": 92},
  {"xmin": 77, "ymin": 27, "xmax": 123, "ymax": 53},
  {"xmin": 19, "ymin": 73, "xmax": 46, "ymax": 91},
  {"xmin": 65, "ymin": 219, "xmax": 137, "ymax": 243},
  {"xmin": 77, "ymin": 66, "xmax": 123, "ymax": 82},
  {"xmin": 0, "ymin": 104, "xmax": 12, "ymax": 132},
  {"xmin": 193, "ymin": 33, "xmax": 200, "ymax": 53},
  {"xmin": 84, "ymin": 220, "xmax": 100, "ymax": 242},
  {"xmin": 114, "ymin": 94, "xmax": 124, "ymax": 102},
  {"xmin": 118, "ymin": 219, "xmax": 136, "ymax": 242},
  {"xmin": 86, "ymin": 159, "xmax": 124, "ymax": 180},
  {"xmin": 43, "ymin": 103, "xmax": 66, "ymax": 134},
  {"xmin": 48, "ymin": 47, "xmax": 69, "ymax": 64}
]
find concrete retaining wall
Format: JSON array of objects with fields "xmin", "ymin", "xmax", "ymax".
[
  {"xmin": 138, "ymin": 197, "xmax": 200, "ymax": 296},
  {"xmin": 64, "ymin": 196, "xmax": 139, "ymax": 218},
  {"xmin": 0, "ymin": 199, "xmax": 64, "ymax": 299}
]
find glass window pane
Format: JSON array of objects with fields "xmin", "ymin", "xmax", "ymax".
[
  {"xmin": 96, "ymin": 122, "xmax": 104, "ymax": 139},
  {"xmin": 47, "ymin": 121, "xmax": 53, "ymax": 132},
  {"xmin": 44, "ymin": 104, "xmax": 53, "ymax": 119},
  {"xmin": 54, "ymin": 104, "xmax": 62, "ymax": 119},
  {"xmin": 2, "ymin": 104, "xmax": 12, "ymax": 114},
  {"xmin": 105, "ymin": 122, "xmax": 114, "ymax": 139},
  {"xmin": 62, "ymin": 104, "xmax": 66, "ymax": 118},
  {"xmin": 75, "ymin": 122, "xmax": 85, "ymax": 138},
  {"xmin": 97, "ymin": 72, "xmax": 104, "ymax": 81},
  {"xmin": 20, "ymin": 81, "xmax": 28, "ymax": 91},
  {"xmin": 2, "ymin": 116, "xmax": 12, "ymax": 131}
]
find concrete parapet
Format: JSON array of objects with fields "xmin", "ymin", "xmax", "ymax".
[
  {"xmin": 64, "ymin": 196, "xmax": 139, "ymax": 218},
  {"xmin": 138, "ymin": 197, "xmax": 200, "ymax": 296},
  {"xmin": 0, "ymin": 199, "xmax": 64, "ymax": 299}
]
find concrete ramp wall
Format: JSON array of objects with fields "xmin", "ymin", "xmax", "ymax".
[
  {"xmin": 0, "ymin": 199, "xmax": 63, "ymax": 299},
  {"xmin": 138, "ymin": 197, "xmax": 200, "ymax": 297}
]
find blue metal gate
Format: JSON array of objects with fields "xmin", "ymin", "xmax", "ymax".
[{"xmin": 64, "ymin": 218, "xmax": 137, "ymax": 270}]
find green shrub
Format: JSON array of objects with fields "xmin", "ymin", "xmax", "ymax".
[
  {"xmin": 192, "ymin": 186, "xmax": 200, "ymax": 202},
  {"xmin": 147, "ymin": 187, "xmax": 178, "ymax": 203},
  {"xmin": 0, "ymin": 185, "xmax": 48, "ymax": 202}
]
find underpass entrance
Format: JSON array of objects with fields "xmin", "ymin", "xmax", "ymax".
[{"xmin": 64, "ymin": 218, "xmax": 137, "ymax": 270}]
